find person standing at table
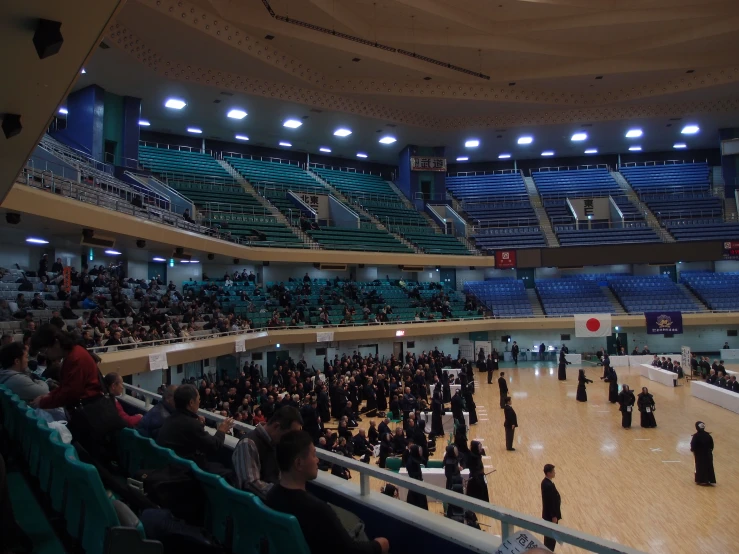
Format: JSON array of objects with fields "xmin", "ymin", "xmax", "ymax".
[
  {"xmin": 617, "ymin": 385, "xmax": 635, "ymax": 429},
  {"xmin": 511, "ymin": 342, "xmax": 519, "ymax": 365},
  {"xmin": 541, "ymin": 464, "xmax": 561, "ymax": 552},
  {"xmin": 576, "ymin": 369, "xmax": 593, "ymax": 402},
  {"xmin": 498, "ymin": 372, "xmax": 509, "ymax": 409},
  {"xmin": 503, "ymin": 396, "xmax": 517, "ymax": 451},
  {"xmin": 690, "ymin": 421, "xmax": 716, "ymax": 486},
  {"xmin": 637, "ymin": 387, "xmax": 657, "ymax": 428}
]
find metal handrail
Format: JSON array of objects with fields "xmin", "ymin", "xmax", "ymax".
[
  {"xmin": 139, "ymin": 141, "xmax": 210, "ymax": 155},
  {"xmin": 447, "ymin": 169, "xmax": 519, "ymax": 177},
  {"xmin": 309, "ymin": 162, "xmax": 382, "ymax": 176},
  {"xmin": 223, "ymin": 152, "xmax": 300, "ymax": 165},
  {"xmin": 118, "ymin": 384, "xmax": 645, "ymax": 554},
  {"xmin": 619, "ymin": 159, "xmax": 707, "ymax": 168},
  {"xmin": 532, "ymin": 164, "xmax": 609, "ymax": 174}
]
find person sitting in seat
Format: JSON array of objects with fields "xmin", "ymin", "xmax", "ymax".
[
  {"xmin": 103, "ymin": 372, "xmax": 142, "ymax": 428},
  {"xmin": 0, "ymin": 342, "xmax": 50, "ymax": 402},
  {"xmin": 138, "ymin": 385, "xmax": 177, "ymax": 439}
]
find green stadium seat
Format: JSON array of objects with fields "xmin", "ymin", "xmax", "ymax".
[{"xmin": 385, "ymin": 457, "xmax": 403, "ymax": 472}]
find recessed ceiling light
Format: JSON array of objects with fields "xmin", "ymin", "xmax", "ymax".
[
  {"xmin": 334, "ymin": 128, "xmax": 352, "ymax": 137},
  {"xmin": 571, "ymin": 132, "xmax": 587, "ymax": 141},
  {"xmin": 283, "ymin": 119, "xmax": 302, "ymax": 128},
  {"xmin": 465, "ymin": 139, "xmax": 480, "ymax": 148},
  {"xmin": 165, "ymin": 98, "xmax": 187, "ymax": 110},
  {"xmin": 517, "ymin": 136, "xmax": 533, "ymax": 145},
  {"xmin": 235, "ymin": 135, "xmax": 249, "ymax": 141},
  {"xmin": 584, "ymin": 148, "xmax": 598, "ymax": 154},
  {"xmin": 319, "ymin": 147, "xmax": 332, "ymax": 153},
  {"xmin": 58, "ymin": 108, "xmax": 68, "ymax": 115},
  {"xmin": 279, "ymin": 141, "xmax": 292, "ymax": 147},
  {"xmin": 628, "ymin": 146, "xmax": 642, "ymax": 151},
  {"xmin": 681, "ymin": 124, "xmax": 700, "ymax": 134},
  {"xmin": 541, "ymin": 151, "xmax": 555, "ymax": 156},
  {"xmin": 498, "ymin": 153, "xmax": 511, "ymax": 159},
  {"xmin": 625, "ymin": 129, "xmax": 643, "ymax": 138},
  {"xmin": 187, "ymin": 127, "xmax": 202, "ymax": 134},
  {"xmin": 80, "ymin": 68, "xmax": 86, "ymax": 74},
  {"xmin": 356, "ymin": 153, "xmax": 368, "ymax": 158},
  {"xmin": 227, "ymin": 109, "xmax": 247, "ymax": 119},
  {"xmin": 673, "ymin": 143, "xmax": 687, "ymax": 149},
  {"xmin": 152, "ymin": 257, "xmax": 167, "ymax": 262},
  {"xmin": 379, "ymin": 136, "xmax": 397, "ymax": 144},
  {"xmin": 180, "ymin": 260, "xmax": 190, "ymax": 264},
  {"xmin": 139, "ymin": 120, "xmax": 151, "ymax": 127},
  {"xmin": 105, "ymin": 249, "xmax": 122, "ymax": 256},
  {"xmin": 26, "ymin": 237, "xmax": 49, "ymax": 244},
  {"xmin": 456, "ymin": 156, "xmax": 469, "ymax": 161},
  {"xmin": 189, "ymin": 260, "xmax": 199, "ymax": 264}
]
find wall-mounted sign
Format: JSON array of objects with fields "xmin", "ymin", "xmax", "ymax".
[{"xmin": 411, "ymin": 156, "xmax": 447, "ymax": 172}]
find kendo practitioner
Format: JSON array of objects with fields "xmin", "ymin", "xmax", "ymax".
[
  {"xmin": 511, "ymin": 341, "xmax": 519, "ymax": 364},
  {"xmin": 443, "ymin": 445, "xmax": 461, "ymax": 490},
  {"xmin": 503, "ymin": 396, "xmax": 517, "ymax": 451},
  {"xmin": 617, "ymin": 384, "xmax": 636, "ymax": 428},
  {"xmin": 498, "ymin": 372, "xmax": 509, "ymax": 409},
  {"xmin": 576, "ymin": 369, "xmax": 593, "ymax": 402},
  {"xmin": 376, "ymin": 375, "xmax": 388, "ymax": 414},
  {"xmin": 487, "ymin": 351, "xmax": 499, "ymax": 384},
  {"xmin": 477, "ymin": 348, "xmax": 486, "ymax": 372},
  {"xmin": 690, "ymin": 421, "xmax": 716, "ymax": 486},
  {"xmin": 637, "ymin": 387, "xmax": 657, "ymax": 428},
  {"xmin": 430, "ymin": 387, "xmax": 445, "ymax": 437},
  {"xmin": 405, "ymin": 445, "xmax": 429, "ymax": 510},
  {"xmin": 442, "ymin": 372, "xmax": 452, "ymax": 404},
  {"xmin": 450, "ymin": 389, "xmax": 465, "ymax": 427},
  {"xmin": 363, "ymin": 378, "xmax": 377, "ymax": 414},
  {"xmin": 557, "ymin": 349, "xmax": 569, "ymax": 381},
  {"xmin": 465, "ymin": 441, "xmax": 489, "ymax": 504},
  {"xmin": 463, "ymin": 381, "xmax": 478, "ymax": 426},
  {"xmin": 607, "ymin": 367, "xmax": 619, "ymax": 404}
]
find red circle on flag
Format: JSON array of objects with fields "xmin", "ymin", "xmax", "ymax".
[{"xmin": 586, "ymin": 318, "xmax": 601, "ymax": 332}]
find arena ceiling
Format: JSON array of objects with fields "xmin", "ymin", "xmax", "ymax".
[{"xmin": 62, "ymin": 0, "xmax": 739, "ymax": 162}]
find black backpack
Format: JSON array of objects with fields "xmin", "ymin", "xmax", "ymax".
[{"xmin": 135, "ymin": 464, "xmax": 206, "ymax": 527}]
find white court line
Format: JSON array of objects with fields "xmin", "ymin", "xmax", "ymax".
[
  {"xmin": 662, "ymin": 460, "xmax": 681, "ymax": 463},
  {"xmin": 482, "ymin": 456, "xmax": 492, "ymax": 459},
  {"xmin": 634, "ymin": 438, "xmax": 651, "ymax": 441},
  {"xmin": 474, "ymin": 438, "xmax": 485, "ymax": 442},
  {"xmin": 596, "ymin": 410, "xmax": 610, "ymax": 413},
  {"xmin": 479, "ymin": 418, "xmax": 489, "ymax": 421}
]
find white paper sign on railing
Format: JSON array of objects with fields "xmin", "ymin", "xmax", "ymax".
[
  {"xmin": 494, "ymin": 531, "xmax": 545, "ymax": 553},
  {"xmin": 316, "ymin": 331, "xmax": 334, "ymax": 343},
  {"xmin": 235, "ymin": 338, "xmax": 246, "ymax": 353},
  {"xmin": 148, "ymin": 352, "xmax": 168, "ymax": 371}
]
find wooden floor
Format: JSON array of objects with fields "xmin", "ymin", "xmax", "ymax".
[{"xmin": 355, "ymin": 361, "xmax": 739, "ymax": 553}]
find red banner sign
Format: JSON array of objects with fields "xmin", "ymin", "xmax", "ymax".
[
  {"xmin": 63, "ymin": 266, "xmax": 71, "ymax": 293},
  {"xmin": 723, "ymin": 241, "xmax": 739, "ymax": 260},
  {"xmin": 495, "ymin": 250, "xmax": 517, "ymax": 269}
]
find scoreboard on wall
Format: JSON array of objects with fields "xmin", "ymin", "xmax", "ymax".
[{"xmin": 723, "ymin": 241, "xmax": 739, "ymax": 260}]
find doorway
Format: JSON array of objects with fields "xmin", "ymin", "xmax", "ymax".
[
  {"xmin": 420, "ymin": 178, "xmax": 432, "ymax": 200},
  {"xmin": 606, "ymin": 332, "xmax": 628, "ymax": 355},
  {"xmin": 267, "ymin": 350, "xmax": 290, "ymax": 372},
  {"xmin": 517, "ymin": 268, "xmax": 536, "ymax": 289},
  {"xmin": 660, "ymin": 265, "xmax": 677, "ymax": 283},
  {"xmin": 104, "ymin": 139, "xmax": 117, "ymax": 164},
  {"xmin": 440, "ymin": 268, "xmax": 456, "ymax": 288},
  {"xmin": 393, "ymin": 342, "xmax": 403, "ymax": 360}
]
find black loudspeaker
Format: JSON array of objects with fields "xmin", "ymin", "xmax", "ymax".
[
  {"xmin": 175, "ymin": 247, "xmax": 184, "ymax": 256},
  {"xmin": 6, "ymin": 213, "xmax": 20, "ymax": 225},
  {"xmin": 33, "ymin": 20, "xmax": 64, "ymax": 59},
  {"xmin": 136, "ymin": 240, "xmax": 146, "ymax": 248},
  {"xmin": 233, "ymin": 259, "xmax": 239, "ymax": 264},
  {"xmin": 2, "ymin": 114, "xmax": 22, "ymax": 139},
  {"xmin": 207, "ymin": 254, "xmax": 215, "ymax": 260}
]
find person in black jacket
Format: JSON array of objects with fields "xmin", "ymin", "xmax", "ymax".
[
  {"xmin": 541, "ymin": 464, "xmax": 562, "ymax": 552},
  {"xmin": 450, "ymin": 389, "xmax": 464, "ymax": 425},
  {"xmin": 503, "ymin": 396, "xmax": 518, "ymax": 451},
  {"xmin": 498, "ymin": 372, "xmax": 509, "ymax": 409},
  {"xmin": 0, "ymin": 453, "xmax": 33, "ymax": 554},
  {"xmin": 511, "ymin": 342, "xmax": 519, "ymax": 364},
  {"xmin": 486, "ymin": 351, "xmax": 499, "ymax": 384},
  {"xmin": 690, "ymin": 421, "xmax": 716, "ymax": 486}
]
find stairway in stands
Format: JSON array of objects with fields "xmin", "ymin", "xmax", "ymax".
[
  {"xmin": 523, "ymin": 176, "xmax": 559, "ymax": 247},
  {"xmin": 676, "ymin": 283, "xmax": 709, "ymax": 312},
  {"xmin": 601, "ymin": 286, "xmax": 626, "ymax": 314},
  {"xmin": 611, "ymin": 170, "xmax": 675, "ymax": 242},
  {"xmin": 713, "ymin": 166, "xmax": 739, "ymax": 222},
  {"xmin": 526, "ymin": 289, "xmax": 545, "ymax": 316}
]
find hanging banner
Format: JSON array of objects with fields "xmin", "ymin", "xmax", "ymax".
[
  {"xmin": 723, "ymin": 241, "xmax": 739, "ymax": 260},
  {"xmin": 495, "ymin": 250, "xmax": 517, "ymax": 269},
  {"xmin": 410, "ymin": 156, "xmax": 447, "ymax": 172},
  {"xmin": 148, "ymin": 352, "xmax": 168, "ymax": 371},
  {"xmin": 62, "ymin": 266, "xmax": 71, "ymax": 293},
  {"xmin": 235, "ymin": 338, "xmax": 246, "ymax": 352},
  {"xmin": 645, "ymin": 311, "xmax": 683, "ymax": 334},
  {"xmin": 316, "ymin": 331, "xmax": 334, "ymax": 343}
]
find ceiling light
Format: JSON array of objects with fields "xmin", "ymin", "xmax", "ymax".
[
  {"xmin": 628, "ymin": 146, "xmax": 642, "ymax": 151},
  {"xmin": 456, "ymin": 156, "xmax": 469, "ymax": 161},
  {"xmin": 26, "ymin": 237, "xmax": 49, "ymax": 244},
  {"xmin": 584, "ymin": 148, "xmax": 598, "ymax": 154},
  {"xmin": 498, "ymin": 153, "xmax": 511, "ymax": 159},
  {"xmin": 356, "ymin": 153, "xmax": 368, "ymax": 158},
  {"xmin": 279, "ymin": 141, "xmax": 292, "ymax": 147},
  {"xmin": 189, "ymin": 260, "xmax": 199, "ymax": 264},
  {"xmin": 673, "ymin": 143, "xmax": 687, "ymax": 149},
  {"xmin": 681, "ymin": 124, "xmax": 700, "ymax": 134},
  {"xmin": 571, "ymin": 132, "xmax": 587, "ymax": 141},
  {"xmin": 379, "ymin": 136, "xmax": 397, "ymax": 144},
  {"xmin": 227, "ymin": 109, "xmax": 247, "ymax": 120},
  {"xmin": 105, "ymin": 249, "xmax": 122, "ymax": 256},
  {"xmin": 180, "ymin": 260, "xmax": 190, "ymax": 264},
  {"xmin": 334, "ymin": 128, "xmax": 352, "ymax": 137},
  {"xmin": 187, "ymin": 127, "xmax": 202, "ymax": 134},
  {"xmin": 58, "ymin": 108, "xmax": 68, "ymax": 115},
  {"xmin": 152, "ymin": 257, "xmax": 166, "ymax": 262},
  {"xmin": 81, "ymin": 68, "xmax": 86, "ymax": 74},
  {"xmin": 625, "ymin": 129, "xmax": 643, "ymax": 138},
  {"xmin": 138, "ymin": 120, "xmax": 151, "ymax": 126},
  {"xmin": 541, "ymin": 151, "xmax": 555, "ymax": 157},
  {"xmin": 517, "ymin": 136, "xmax": 533, "ymax": 145},
  {"xmin": 165, "ymin": 98, "xmax": 187, "ymax": 110},
  {"xmin": 283, "ymin": 119, "xmax": 302, "ymax": 129},
  {"xmin": 235, "ymin": 135, "xmax": 249, "ymax": 141},
  {"xmin": 319, "ymin": 147, "xmax": 332, "ymax": 153},
  {"xmin": 465, "ymin": 139, "xmax": 480, "ymax": 148}
]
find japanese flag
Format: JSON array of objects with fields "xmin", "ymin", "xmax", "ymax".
[{"xmin": 574, "ymin": 314, "xmax": 612, "ymax": 337}]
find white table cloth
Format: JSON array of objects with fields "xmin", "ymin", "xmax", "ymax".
[
  {"xmin": 418, "ymin": 411, "xmax": 470, "ymax": 435},
  {"xmin": 609, "ymin": 356, "xmax": 631, "ymax": 367},
  {"xmin": 564, "ymin": 353, "xmax": 582, "ymax": 364},
  {"xmin": 397, "ymin": 467, "xmax": 470, "ymax": 502},
  {"xmin": 720, "ymin": 348, "xmax": 739, "ymax": 360},
  {"xmin": 691, "ymin": 381, "xmax": 739, "ymax": 414},
  {"xmin": 639, "ymin": 364, "xmax": 678, "ymax": 387}
]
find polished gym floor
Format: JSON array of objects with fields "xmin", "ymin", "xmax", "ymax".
[{"xmin": 357, "ymin": 361, "xmax": 739, "ymax": 554}]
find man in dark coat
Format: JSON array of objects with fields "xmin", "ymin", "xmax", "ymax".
[
  {"xmin": 486, "ymin": 353, "xmax": 498, "ymax": 384},
  {"xmin": 541, "ymin": 464, "xmax": 562, "ymax": 552},
  {"xmin": 503, "ymin": 396, "xmax": 517, "ymax": 451},
  {"xmin": 511, "ymin": 342, "xmax": 519, "ymax": 364},
  {"xmin": 498, "ymin": 372, "xmax": 509, "ymax": 409}
]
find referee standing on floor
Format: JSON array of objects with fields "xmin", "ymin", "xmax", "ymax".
[
  {"xmin": 503, "ymin": 396, "xmax": 517, "ymax": 451},
  {"xmin": 541, "ymin": 463, "xmax": 561, "ymax": 552}
]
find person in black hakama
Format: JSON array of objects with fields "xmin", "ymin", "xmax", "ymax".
[
  {"xmin": 454, "ymin": 425, "xmax": 470, "ymax": 466},
  {"xmin": 487, "ymin": 351, "xmax": 499, "ymax": 384},
  {"xmin": 477, "ymin": 348, "xmax": 486, "ymax": 373},
  {"xmin": 405, "ymin": 445, "xmax": 429, "ymax": 510},
  {"xmin": 451, "ymin": 389, "xmax": 465, "ymax": 426},
  {"xmin": 378, "ymin": 433, "xmax": 392, "ymax": 469},
  {"xmin": 431, "ymin": 389, "xmax": 445, "ymax": 437},
  {"xmin": 557, "ymin": 349, "xmax": 569, "ymax": 381},
  {"xmin": 690, "ymin": 421, "xmax": 716, "ymax": 486},
  {"xmin": 363, "ymin": 377, "xmax": 377, "ymax": 413},
  {"xmin": 442, "ymin": 373, "xmax": 452, "ymax": 405},
  {"xmin": 443, "ymin": 445, "xmax": 461, "ymax": 490},
  {"xmin": 607, "ymin": 368, "xmax": 619, "ymax": 404},
  {"xmin": 576, "ymin": 369, "xmax": 593, "ymax": 402},
  {"xmin": 637, "ymin": 387, "xmax": 657, "ymax": 428},
  {"xmin": 463, "ymin": 382, "xmax": 478, "ymax": 426},
  {"xmin": 498, "ymin": 372, "xmax": 509, "ymax": 409},
  {"xmin": 465, "ymin": 441, "xmax": 489, "ymax": 503},
  {"xmin": 617, "ymin": 385, "xmax": 635, "ymax": 428},
  {"xmin": 601, "ymin": 353, "xmax": 611, "ymax": 379},
  {"xmin": 376, "ymin": 375, "xmax": 388, "ymax": 414}
]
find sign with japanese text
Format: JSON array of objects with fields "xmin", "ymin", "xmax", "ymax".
[
  {"xmin": 723, "ymin": 241, "xmax": 739, "ymax": 260},
  {"xmin": 494, "ymin": 531, "xmax": 545, "ymax": 554},
  {"xmin": 410, "ymin": 156, "xmax": 447, "ymax": 172},
  {"xmin": 495, "ymin": 250, "xmax": 517, "ymax": 269}
]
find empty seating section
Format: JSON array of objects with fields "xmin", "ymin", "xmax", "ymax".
[
  {"xmin": 308, "ymin": 227, "xmax": 412, "ymax": 253},
  {"xmin": 608, "ymin": 275, "xmax": 700, "ymax": 313},
  {"xmin": 446, "ymin": 172, "xmax": 545, "ymax": 252},
  {"xmin": 389, "ymin": 226, "xmax": 470, "ymax": 255},
  {"xmin": 139, "ymin": 145, "xmax": 233, "ymax": 184},
  {"xmin": 680, "ymin": 272, "xmax": 739, "ymax": 311},
  {"xmin": 532, "ymin": 168, "xmax": 657, "ymax": 246},
  {"xmin": 536, "ymin": 279, "xmax": 615, "ymax": 316},
  {"xmin": 666, "ymin": 221, "xmax": 739, "ymax": 241},
  {"xmin": 464, "ymin": 280, "xmax": 533, "ymax": 317},
  {"xmin": 206, "ymin": 214, "xmax": 307, "ymax": 248}
]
